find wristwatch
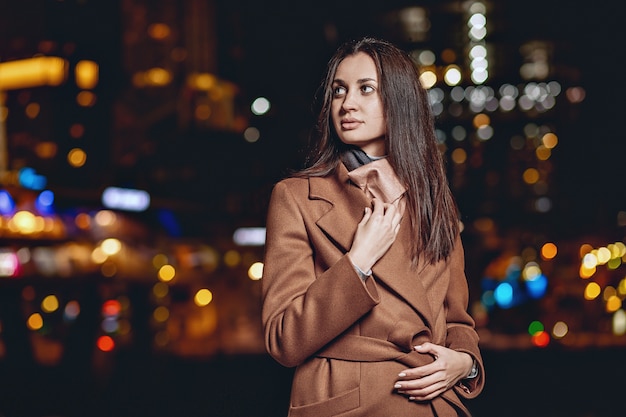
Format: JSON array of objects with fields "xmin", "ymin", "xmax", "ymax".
[
  {"xmin": 352, "ymin": 262, "xmax": 372, "ymax": 281},
  {"xmin": 466, "ymin": 359, "xmax": 479, "ymax": 379}
]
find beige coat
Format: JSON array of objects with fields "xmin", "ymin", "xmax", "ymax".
[{"xmin": 262, "ymin": 164, "xmax": 485, "ymax": 417}]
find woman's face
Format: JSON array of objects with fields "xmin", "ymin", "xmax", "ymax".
[{"xmin": 331, "ymin": 52, "xmax": 386, "ymax": 156}]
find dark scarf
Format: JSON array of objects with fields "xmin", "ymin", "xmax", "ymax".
[{"xmin": 340, "ymin": 147, "xmax": 375, "ymax": 171}]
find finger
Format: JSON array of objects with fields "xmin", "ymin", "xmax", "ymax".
[
  {"xmin": 414, "ymin": 343, "xmax": 443, "ymax": 360},
  {"xmin": 371, "ymin": 198, "xmax": 385, "ymax": 215},
  {"xmin": 359, "ymin": 206, "xmax": 372, "ymax": 224},
  {"xmin": 382, "ymin": 201, "xmax": 396, "ymax": 215}
]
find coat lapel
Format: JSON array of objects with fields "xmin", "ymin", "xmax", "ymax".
[
  {"xmin": 372, "ymin": 217, "xmax": 434, "ymax": 327},
  {"xmin": 310, "ymin": 164, "xmax": 370, "ymax": 252},
  {"xmin": 309, "ymin": 164, "xmax": 434, "ymax": 326}
]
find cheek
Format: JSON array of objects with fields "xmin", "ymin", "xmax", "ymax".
[{"xmin": 330, "ymin": 105, "xmax": 341, "ymax": 126}]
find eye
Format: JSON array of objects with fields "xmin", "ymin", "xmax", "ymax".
[
  {"xmin": 361, "ymin": 85, "xmax": 375, "ymax": 94},
  {"xmin": 333, "ymin": 85, "xmax": 346, "ymax": 96}
]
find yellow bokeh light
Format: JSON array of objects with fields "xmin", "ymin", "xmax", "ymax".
[
  {"xmin": 248, "ymin": 262, "xmax": 264, "ymax": 280},
  {"xmin": 75, "ymin": 213, "xmax": 91, "ymax": 229},
  {"xmin": 100, "ymin": 238, "xmax": 122, "ymax": 256},
  {"xmin": 224, "ymin": 250, "xmax": 241, "ymax": 267},
  {"xmin": 152, "ymin": 253, "xmax": 169, "ymax": 269},
  {"xmin": 522, "ymin": 262, "xmax": 541, "ymax": 281},
  {"xmin": 472, "ymin": 113, "xmax": 490, "ymax": 129},
  {"xmin": 579, "ymin": 243, "xmax": 593, "ymax": 258},
  {"xmin": 41, "ymin": 294, "xmax": 59, "ymax": 313},
  {"xmin": 522, "ymin": 168, "xmax": 540, "ymax": 184},
  {"xmin": 535, "ymin": 145, "xmax": 551, "ymax": 161},
  {"xmin": 194, "ymin": 288, "xmax": 213, "ymax": 306},
  {"xmin": 25, "ymin": 102, "xmax": 40, "ymax": 119},
  {"xmin": 146, "ymin": 67, "xmax": 172, "ymax": 86},
  {"xmin": 606, "ymin": 295, "xmax": 622, "ymax": 313},
  {"xmin": 35, "ymin": 141, "xmax": 57, "ymax": 159},
  {"xmin": 617, "ymin": 278, "xmax": 626, "ymax": 296},
  {"xmin": 27, "ymin": 313, "xmax": 44, "ymax": 331},
  {"xmin": 91, "ymin": 247, "xmax": 107, "ymax": 264},
  {"xmin": 158, "ymin": 264, "xmax": 176, "ymax": 282},
  {"xmin": 67, "ymin": 148, "xmax": 87, "ymax": 167},
  {"xmin": 10, "ymin": 211, "xmax": 38, "ymax": 234},
  {"xmin": 603, "ymin": 286, "xmax": 617, "ymax": 301},
  {"xmin": 596, "ymin": 247, "xmax": 611, "ymax": 264},
  {"xmin": 94, "ymin": 210, "xmax": 116, "ymax": 226},
  {"xmin": 148, "ymin": 23, "xmax": 171, "ymax": 40},
  {"xmin": 188, "ymin": 73, "xmax": 217, "ymax": 91},
  {"xmin": 75, "ymin": 60, "xmax": 99, "ymax": 89},
  {"xmin": 153, "ymin": 306, "xmax": 170, "ymax": 322},
  {"xmin": 419, "ymin": 70, "xmax": 437, "ymax": 89},
  {"xmin": 579, "ymin": 264, "xmax": 595, "ymax": 279},
  {"xmin": 0, "ymin": 56, "xmax": 67, "ymax": 90},
  {"xmin": 584, "ymin": 282, "xmax": 601, "ymax": 300},
  {"xmin": 451, "ymin": 148, "xmax": 467, "ymax": 164},
  {"xmin": 76, "ymin": 90, "xmax": 96, "ymax": 107},
  {"xmin": 540, "ymin": 242, "xmax": 557, "ymax": 260},
  {"xmin": 542, "ymin": 132, "xmax": 558, "ymax": 149},
  {"xmin": 613, "ymin": 309, "xmax": 626, "ymax": 336},
  {"xmin": 152, "ymin": 282, "xmax": 169, "ymax": 299}
]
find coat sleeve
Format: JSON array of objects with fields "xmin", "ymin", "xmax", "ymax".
[
  {"xmin": 444, "ymin": 234, "xmax": 485, "ymax": 398},
  {"xmin": 261, "ymin": 181, "xmax": 380, "ymax": 368}
]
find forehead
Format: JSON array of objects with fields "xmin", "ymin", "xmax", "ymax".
[{"xmin": 334, "ymin": 52, "xmax": 378, "ymax": 81}]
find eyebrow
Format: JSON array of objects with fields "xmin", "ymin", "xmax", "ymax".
[{"xmin": 332, "ymin": 77, "xmax": 377, "ymax": 84}]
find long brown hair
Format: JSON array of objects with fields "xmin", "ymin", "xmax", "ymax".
[{"xmin": 297, "ymin": 37, "xmax": 459, "ymax": 265}]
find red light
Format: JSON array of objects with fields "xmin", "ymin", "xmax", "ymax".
[
  {"xmin": 531, "ymin": 330, "xmax": 550, "ymax": 347},
  {"xmin": 102, "ymin": 299, "xmax": 121, "ymax": 317},
  {"xmin": 97, "ymin": 335, "xmax": 115, "ymax": 352}
]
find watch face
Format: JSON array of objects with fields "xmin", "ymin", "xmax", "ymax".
[{"xmin": 467, "ymin": 361, "xmax": 478, "ymax": 379}]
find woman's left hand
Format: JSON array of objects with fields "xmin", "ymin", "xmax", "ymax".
[{"xmin": 393, "ymin": 342, "xmax": 473, "ymax": 401}]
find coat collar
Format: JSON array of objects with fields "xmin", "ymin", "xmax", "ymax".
[{"xmin": 308, "ymin": 163, "xmax": 434, "ymax": 324}]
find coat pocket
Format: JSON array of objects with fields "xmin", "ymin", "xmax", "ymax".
[
  {"xmin": 289, "ymin": 386, "xmax": 359, "ymax": 417},
  {"xmin": 289, "ymin": 357, "xmax": 360, "ymax": 415}
]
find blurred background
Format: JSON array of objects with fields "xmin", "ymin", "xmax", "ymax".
[{"xmin": 0, "ymin": 0, "xmax": 624, "ymax": 416}]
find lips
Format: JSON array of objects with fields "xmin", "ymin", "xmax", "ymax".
[{"xmin": 341, "ymin": 118, "xmax": 361, "ymax": 130}]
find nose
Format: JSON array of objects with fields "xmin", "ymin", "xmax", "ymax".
[{"xmin": 341, "ymin": 90, "xmax": 358, "ymax": 112}]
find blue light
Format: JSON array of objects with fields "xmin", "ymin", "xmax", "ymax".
[
  {"xmin": 525, "ymin": 274, "xmax": 548, "ymax": 299},
  {"xmin": 494, "ymin": 282, "xmax": 514, "ymax": 309},
  {"xmin": 18, "ymin": 167, "xmax": 47, "ymax": 190},
  {"xmin": 35, "ymin": 190, "xmax": 55, "ymax": 215},
  {"xmin": 0, "ymin": 190, "xmax": 15, "ymax": 215}
]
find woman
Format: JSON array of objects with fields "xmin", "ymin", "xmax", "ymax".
[{"xmin": 261, "ymin": 37, "xmax": 485, "ymax": 417}]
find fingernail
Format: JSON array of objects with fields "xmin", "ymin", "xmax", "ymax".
[
  {"xmin": 398, "ymin": 372, "xmax": 406, "ymax": 377},
  {"xmin": 394, "ymin": 383, "xmax": 402, "ymax": 389}
]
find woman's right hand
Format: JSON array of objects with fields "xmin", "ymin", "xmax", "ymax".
[{"xmin": 347, "ymin": 198, "xmax": 403, "ymax": 273}]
